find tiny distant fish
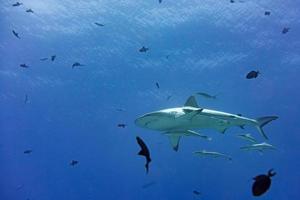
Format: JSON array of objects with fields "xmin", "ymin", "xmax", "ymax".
[
  {"xmin": 51, "ymin": 55, "xmax": 56, "ymax": 61},
  {"xmin": 24, "ymin": 150, "xmax": 32, "ymax": 154},
  {"xmin": 142, "ymin": 181, "xmax": 156, "ymax": 189},
  {"xmin": 155, "ymin": 82, "xmax": 160, "ymax": 89},
  {"xmin": 237, "ymin": 133, "xmax": 257, "ymax": 143},
  {"xmin": 12, "ymin": 30, "xmax": 20, "ymax": 39},
  {"xmin": 159, "ymin": 0, "xmax": 162, "ymax": 3},
  {"xmin": 166, "ymin": 95, "xmax": 172, "ymax": 100},
  {"xmin": 240, "ymin": 142, "xmax": 276, "ymax": 152},
  {"xmin": 252, "ymin": 169, "xmax": 276, "ymax": 196},
  {"xmin": 24, "ymin": 94, "xmax": 29, "ymax": 104},
  {"xmin": 117, "ymin": 124, "xmax": 126, "ymax": 128},
  {"xmin": 116, "ymin": 108, "xmax": 125, "ymax": 112},
  {"xmin": 230, "ymin": 0, "xmax": 235, "ymax": 3},
  {"xmin": 26, "ymin": 9, "xmax": 34, "ymax": 13},
  {"xmin": 194, "ymin": 150, "xmax": 232, "ymax": 161},
  {"xmin": 282, "ymin": 27, "xmax": 290, "ymax": 34},
  {"xmin": 72, "ymin": 62, "xmax": 84, "ymax": 68},
  {"xmin": 195, "ymin": 92, "xmax": 217, "ymax": 99},
  {"xmin": 12, "ymin": 2, "xmax": 23, "ymax": 7},
  {"xmin": 95, "ymin": 22, "xmax": 104, "ymax": 26},
  {"xmin": 264, "ymin": 11, "xmax": 271, "ymax": 16},
  {"xmin": 70, "ymin": 160, "xmax": 79, "ymax": 166},
  {"xmin": 40, "ymin": 58, "xmax": 48, "ymax": 61},
  {"xmin": 139, "ymin": 46, "xmax": 149, "ymax": 53},
  {"xmin": 193, "ymin": 190, "xmax": 201, "ymax": 195},
  {"xmin": 20, "ymin": 64, "xmax": 29, "ymax": 68},
  {"xmin": 246, "ymin": 70, "xmax": 259, "ymax": 79},
  {"xmin": 136, "ymin": 136, "xmax": 151, "ymax": 173}
]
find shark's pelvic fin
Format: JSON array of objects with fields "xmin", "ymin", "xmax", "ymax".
[
  {"xmin": 255, "ymin": 116, "xmax": 278, "ymax": 139},
  {"xmin": 168, "ymin": 135, "xmax": 181, "ymax": 151},
  {"xmin": 184, "ymin": 96, "xmax": 199, "ymax": 108}
]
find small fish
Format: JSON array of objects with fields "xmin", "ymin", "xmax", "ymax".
[
  {"xmin": 166, "ymin": 95, "xmax": 172, "ymax": 100},
  {"xmin": 252, "ymin": 169, "xmax": 276, "ymax": 196},
  {"xmin": 240, "ymin": 142, "xmax": 276, "ymax": 152},
  {"xmin": 230, "ymin": 0, "xmax": 235, "ymax": 3},
  {"xmin": 116, "ymin": 108, "xmax": 125, "ymax": 112},
  {"xmin": 70, "ymin": 160, "xmax": 79, "ymax": 166},
  {"xmin": 12, "ymin": 2, "xmax": 22, "ymax": 7},
  {"xmin": 117, "ymin": 124, "xmax": 126, "ymax": 128},
  {"xmin": 26, "ymin": 9, "xmax": 34, "ymax": 13},
  {"xmin": 159, "ymin": 0, "xmax": 162, "ymax": 3},
  {"xmin": 72, "ymin": 62, "xmax": 84, "ymax": 68},
  {"xmin": 155, "ymin": 82, "xmax": 160, "ymax": 89},
  {"xmin": 237, "ymin": 133, "xmax": 257, "ymax": 143},
  {"xmin": 24, "ymin": 150, "xmax": 32, "ymax": 154},
  {"xmin": 40, "ymin": 58, "xmax": 48, "ymax": 61},
  {"xmin": 139, "ymin": 46, "xmax": 149, "ymax": 53},
  {"xmin": 282, "ymin": 27, "xmax": 290, "ymax": 34},
  {"xmin": 194, "ymin": 150, "xmax": 232, "ymax": 160},
  {"xmin": 20, "ymin": 64, "xmax": 29, "ymax": 68},
  {"xmin": 51, "ymin": 55, "xmax": 56, "ymax": 61},
  {"xmin": 24, "ymin": 94, "xmax": 29, "ymax": 104},
  {"xmin": 136, "ymin": 136, "xmax": 151, "ymax": 173},
  {"xmin": 193, "ymin": 190, "xmax": 201, "ymax": 195},
  {"xmin": 95, "ymin": 22, "xmax": 104, "ymax": 26},
  {"xmin": 195, "ymin": 92, "xmax": 217, "ymax": 99},
  {"xmin": 142, "ymin": 181, "xmax": 156, "ymax": 189},
  {"xmin": 12, "ymin": 30, "xmax": 20, "ymax": 39},
  {"xmin": 246, "ymin": 70, "xmax": 259, "ymax": 79},
  {"xmin": 264, "ymin": 11, "xmax": 271, "ymax": 16}
]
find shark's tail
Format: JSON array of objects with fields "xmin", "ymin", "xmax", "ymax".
[{"xmin": 255, "ymin": 116, "xmax": 278, "ymax": 139}]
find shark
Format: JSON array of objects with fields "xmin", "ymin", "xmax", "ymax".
[{"xmin": 135, "ymin": 95, "xmax": 278, "ymax": 151}]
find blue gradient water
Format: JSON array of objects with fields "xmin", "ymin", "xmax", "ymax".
[{"xmin": 1, "ymin": 0, "xmax": 299, "ymax": 199}]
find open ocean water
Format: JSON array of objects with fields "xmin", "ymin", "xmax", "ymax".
[{"xmin": 0, "ymin": 0, "xmax": 300, "ymax": 199}]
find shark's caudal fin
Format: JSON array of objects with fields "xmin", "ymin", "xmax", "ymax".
[
  {"xmin": 255, "ymin": 116, "xmax": 278, "ymax": 139},
  {"xmin": 184, "ymin": 96, "xmax": 199, "ymax": 107}
]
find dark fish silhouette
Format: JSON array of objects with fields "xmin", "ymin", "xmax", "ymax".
[
  {"xmin": 12, "ymin": 30, "xmax": 20, "ymax": 39},
  {"xmin": 95, "ymin": 22, "xmax": 104, "ymax": 26},
  {"xmin": 70, "ymin": 160, "xmax": 79, "ymax": 166},
  {"xmin": 230, "ymin": 0, "xmax": 235, "ymax": 3},
  {"xmin": 72, "ymin": 62, "xmax": 84, "ymax": 68},
  {"xmin": 246, "ymin": 70, "xmax": 259, "ymax": 79},
  {"xmin": 159, "ymin": 0, "xmax": 162, "ymax": 3},
  {"xmin": 20, "ymin": 64, "xmax": 29, "ymax": 68},
  {"xmin": 155, "ymin": 82, "xmax": 160, "ymax": 89},
  {"xmin": 142, "ymin": 181, "xmax": 156, "ymax": 189},
  {"xmin": 24, "ymin": 150, "xmax": 32, "ymax": 154},
  {"xmin": 116, "ymin": 108, "xmax": 125, "ymax": 112},
  {"xmin": 167, "ymin": 95, "xmax": 172, "ymax": 100},
  {"xmin": 139, "ymin": 46, "xmax": 149, "ymax": 53},
  {"xmin": 196, "ymin": 92, "xmax": 217, "ymax": 99},
  {"xmin": 252, "ymin": 169, "xmax": 276, "ymax": 196},
  {"xmin": 40, "ymin": 58, "xmax": 48, "ymax": 61},
  {"xmin": 51, "ymin": 55, "xmax": 56, "ymax": 61},
  {"xmin": 12, "ymin": 2, "xmax": 22, "ymax": 6},
  {"xmin": 265, "ymin": 11, "xmax": 271, "ymax": 16},
  {"xmin": 26, "ymin": 9, "xmax": 34, "ymax": 13},
  {"xmin": 193, "ymin": 190, "xmax": 201, "ymax": 195},
  {"xmin": 24, "ymin": 94, "xmax": 29, "ymax": 104},
  {"xmin": 136, "ymin": 136, "xmax": 151, "ymax": 173},
  {"xmin": 117, "ymin": 124, "xmax": 126, "ymax": 128},
  {"xmin": 282, "ymin": 27, "xmax": 290, "ymax": 34}
]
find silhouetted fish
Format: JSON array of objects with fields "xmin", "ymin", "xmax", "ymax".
[
  {"xmin": 20, "ymin": 64, "xmax": 29, "ymax": 68},
  {"xmin": 142, "ymin": 181, "xmax": 156, "ymax": 189},
  {"xmin": 26, "ymin": 9, "xmax": 34, "ymax": 13},
  {"xmin": 155, "ymin": 82, "xmax": 160, "ymax": 89},
  {"xmin": 136, "ymin": 136, "xmax": 151, "ymax": 173},
  {"xmin": 265, "ymin": 11, "xmax": 271, "ymax": 16},
  {"xmin": 95, "ymin": 22, "xmax": 104, "ymax": 26},
  {"xmin": 252, "ymin": 169, "xmax": 276, "ymax": 196},
  {"xmin": 246, "ymin": 70, "xmax": 259, "ymax": 79},
  {"xmin": 117, "ymin": 124, "xmax": 126, "ymax": 128},
  {"xmin": 51, "ymin": 55, "xmax": 56, "ymax": 61},
  {"xmin": 193, "ymin": 190, "xmax": 201, "ymax": 195},
  {"xmin": 159, "ymin": 0, "xmax": 162, "ymax": 3},
  {"xmin": 12, "ymin": 30, "xmax": 20, "ymax": 39},
  {"xmin": 40, "ymin": 58, "xmax": 48, "ymax": 61},
  {"xmin": 166, "ymin": 95, "xmax": 172, "ymax": 100},
  {"xmin": 282, "ymin": 27, "xmax": 290, "ymax": 34},
  {"xmin": 12, "ymin": 2, "xmax": 22, "ymax": 6},
  {"xmin": 139, "ymin": 46, "xmax": 149, "ymax": 53},
  {"xmin": 24, "ymin": 94, "xmax": 29, "ymax": 104},
  {"xmin": 24, "ymin": 150, "xmax": 32, "ymax": 154},
  {"xmin": 70, "ymin": 160, "xmax": 79, "ymax": 166},
  {"xmin": 72, "ymin": 62, "xmax": 84, "ymax": 68},
  {"xmin": 230, "ymin": 0, "xmax": 235, "ymax": 3},
  {"xmin": 195, "ymin": 92, "xmax": 216, "ymax": 99}
]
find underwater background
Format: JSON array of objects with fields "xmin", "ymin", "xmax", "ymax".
[{"xmin": 1, "ymin": 0, "xmax": 300, "ymax": 199}]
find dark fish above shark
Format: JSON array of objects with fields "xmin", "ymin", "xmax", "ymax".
[
  {"xmin": 72, "ymin": 62, "xmax": 84, "ymax": 68},
  {"xmin": 136, "ymin": 136, "xmax": 151, "ymax": 173},
  {"xmin": 12, "ymin": 30, "xmax": 20, "ymax": 39},
  {"xmin": 139, "ymin": 46, "xmax": 149, "ymax": 53},
  {"xmin": 12, "ymin": 2, "xmax": 23, "ymax": 6},
  {"xmin": 195, "ymin": 92, "xmax": 217, "ymax": 99}
]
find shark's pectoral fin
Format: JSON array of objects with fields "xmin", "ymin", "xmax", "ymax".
[{"xmin": 167, "ymin": 135, "xmax": 181, "ymax": 151}]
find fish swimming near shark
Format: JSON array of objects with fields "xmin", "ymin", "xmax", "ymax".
[
  {"xmin": 194, "ymin": 150, "xmax": 232, "ymax": 161},
  {"xmin": 240, "ymin": 142, "xmax": 276, "ymax": 152},
  {"xmin": 237, "ymin": 133, "xmax": 258, "ymax": 143},
  {"xmin": 195, "ymin": 92, "xmax": 217, "ymax": 99},
  {"xmin": 135, "ymin": 95, "xmax": 278, "ymax": 151}
]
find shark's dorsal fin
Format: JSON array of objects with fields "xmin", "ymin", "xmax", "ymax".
[
  {"xmin": 168, "ymin": 135, "xmax": 181, "ymax": 151},
  {"xmin": 184, "ymin": 96, "xmax": 199, "ymax": 108}
]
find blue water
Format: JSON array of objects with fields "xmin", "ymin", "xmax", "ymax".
[{"xmin": 1, "ymin": 0, "xmax": 300, "ymax": 199}]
